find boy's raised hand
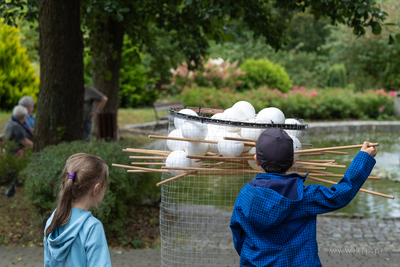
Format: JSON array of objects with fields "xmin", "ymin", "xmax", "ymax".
[{"xmin": 361, "ymin": 141, "xmax": 377, "ymax": 157}]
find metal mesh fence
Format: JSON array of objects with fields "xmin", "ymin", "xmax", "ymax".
[{"xmin": 159, "ymin": 108, "xmax": 309, "ymax": 267}]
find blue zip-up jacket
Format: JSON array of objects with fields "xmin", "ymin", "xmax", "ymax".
[
  {"xmin": 230, "ymin": 151, "xmax": 376, "ymax": 266},
  {"xmin": 44, "ymin": 208, "xmax": 112, "ymax": 267}
]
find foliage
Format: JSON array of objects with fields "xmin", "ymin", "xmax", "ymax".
[
  {"xmin": 177, "ymin": 86, "xmax": 395, "ymax": 120},
  {"xmin": 0, "ymin": 20, "xmax": 39, "ymax": 111},
  {"xmin": 22, "ymin": 140, "xmax": 161, "ymax": 235},
  {"xmin": 0, "ymin": 140, "xmax": 31, "ymax": 186},
  {"xmin": 18, "ymin": 20, "xmax": 39, "ymax": 63},
  {"xmin": 286, "ymin": 13, "xmax": 331, "ymax": 53},
  {"xmin": 119, "ymin": 36, "xmax": 159, "ymax": 108},
  {"xmin": 170, "ymin": 58, "xmax": 245, "ymax": 93},
  {"xmin": 239, "ymin": 59, "xmax": 293, "ymax": 93},
  {"xmin": 327, "ymin": 64, "xmax": 347, "ymax": 88}
]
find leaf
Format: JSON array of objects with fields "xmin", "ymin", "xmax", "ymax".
[
  {"xmin": 396, "ymin": 34, "xmax": 400, "ymax": 43},
  {"xmin": 116, "ymin": 251, "xmax": 123, "ymax": 254},
  {"xmin": 16, "ymin": 257, "xmax": 21, "ymax": 261},
  {"xmin": 389, "ymin": 35, "xmax": 394, "ymax": 45},
  {"xmin": 186, "ymin": 0, "xmax": 193, "ymax": 5}
]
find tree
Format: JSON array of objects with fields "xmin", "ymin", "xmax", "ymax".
[
  {"xmin": 33, "ymin": 0, "xmax": 84, "ymax": 151},
  {"xmin": 0, "ymin": 0, "xmax": 393, "ymax": 150}
]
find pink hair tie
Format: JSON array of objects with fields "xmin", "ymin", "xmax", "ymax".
[{"xmin": 68, "ymin": 173, "xmax": 75, "ymax": 180}]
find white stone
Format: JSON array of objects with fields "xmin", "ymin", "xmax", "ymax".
[
  {"xmin": 184, "ymin": 141, "xmax": 209, "ymax": 156},
  {"xmin": 256, "ymin": 107, "xmax": 285, "ymax": 124},
  {"xmin": 232, "ymin": 101, "xmax": 256, "ymax": 120},
  {"xmin": 165, "ymin": 150, "xmax": 191, "ymax": 175},
  {"xmin": 217, "ymin": 132, "xmax": 244, "ymax": 157},
  {"xmin": 284, "ymin": 118, "xmax": 302, "ymax": 139},
  {"xmin": 174, "ymin": 109, "xmax": 198, "ymax": 129},
  {"xmin": 181, "ymin": 120, "xmax": 208, "ymax": 140},
  {"xmin": 166, "ymin": 129, "xmax": 186, "ymax": 151}
]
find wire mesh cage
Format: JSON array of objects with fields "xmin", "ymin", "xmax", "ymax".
[{"xmin": 159, "ymin": 106, "xmax": 309, "ymax": 267}]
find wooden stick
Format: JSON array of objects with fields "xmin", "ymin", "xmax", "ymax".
[
  {"xmin": 129, "ymin": 156, "xmax": 166, "ymax": 160},
  {"xmin": 224, "ymin": 136, "xmax": 256, "ymax": 142},
  {"xmin": 112, "ymin": 163, "xmax": 168, "ymax": 173},
  {"xmin": 162, "ymin": 166, "xmax": 261, "ymax": 174},
  {"xmin": 123, "ymin": 148, "xmax": 169, "ymax": 156},
  {"xmin": 307, "ymin": 176, "xmax": 393, "ymax": 199},
  {"xmin": 186, "ymin": 155, "xmax": 255, "ymax": 160},
  {"xmin": 291, "ymin": 167, "xmax": 327, "ymax": 172},
  {"xmin": 297, "ymin": 162, "xmax": 346, "ymax": 168},
  {"xmin": 297, "ymin": 160, "xmax": 335, "ymax": 163},
  {"xmin": 324, "ymin": 151, "xmax": 348, "ymax": 155},
  {"xmin": 149, "ymin": 135, "xmax": 217, "ymax": 144},
  {"xmin": 131, "ymin": 162, "xmax": 165, "ymax": 165},
  {"xmin": 156, "ymin": 171, "xmax": 197, "ymax": 186},
  {"xmin": 126, "ymin": 148, "xmax": 169, "ymax": 154},
  {"xmin": 294, "ymin": 143, "xmax": 378, "ymax": 154},
  {"xmin": 298, "ymin": 153, "xmax": 326, "ymax": 157},
  {"xmin": 296, "ymin": 172, "xmax": 380, "ymax": 180}
]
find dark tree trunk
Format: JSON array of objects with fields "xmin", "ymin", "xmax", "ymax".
[
  {"xmin": 34, "ymin": 0, "xmax": 84, "ymax": 151},
  {"xmin": 92, "ymin": 18, "xmax": 124, "ymax": 115}
]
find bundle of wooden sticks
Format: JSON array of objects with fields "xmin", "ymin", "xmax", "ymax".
[{"xmin": 112, "ymin": 135, "xmax": 394, "ymax": 199}]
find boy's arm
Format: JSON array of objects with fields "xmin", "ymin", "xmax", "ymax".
[
  {"xmin": 301, "ymin": 142, "xmax": 376, "ymax": 216},
  {"xmin": 230, "ymin": 203, "xmax": 245, "ymax": 255}
]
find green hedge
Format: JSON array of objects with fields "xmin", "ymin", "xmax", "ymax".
[
  {"xmin": 177, "ymin": 87, "xmax": 395, "ymax": 120},
  {"xmin": 21, "ymin": 140, "xmax": 161, "ymax": 235},
  {"xmin": 239, "ymin": 59, "xmax": 293, "ymax": 93}
]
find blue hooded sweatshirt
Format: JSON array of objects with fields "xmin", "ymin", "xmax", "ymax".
[
  {"xmin": 44, "ymin": 208, "xmax": 112, "ymax": 267},
  {"xmin": 230, "ymin": 151, "xmax": 376, "ymax": 266}
]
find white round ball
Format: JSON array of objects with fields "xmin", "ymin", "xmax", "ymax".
[
  {"xmin": 208, "ymin": 113, "xmax": 227, "ymax": 135},
  {"xmin": 247, "ymin": 147, "xmax": 263, "ymax": 171},
  {"xmin": 284, "ymin": 118, "xmax": 302, "ymax": 139},
  {"xmin": 217, "ymin": 132, "xmax": 244, "ymax": 157},
  {"xmin": 289, "ymin": 135, "xmax": 302, "ymax": 160},
  {"xmin": 184, "ymin": 141, "xmax": 209, "ymax": 156},
  {"xmin": 167, "ymin": 129, "xmax": 186, "ymax": 151},
  {"xmin": 232, "ymin": 101, "xmax": 256, "ymax": 120},
  {"xmin": 223, "ymin": 108, "xmax": 246, "ymax": 132},
  {"xmin": 165, "ymin": 151, "xmax": 191, "ymax": 175},
  {"xmin": 190, "ymin": 159, "xmax": 203, "ymax": 168},
  {"xmin": 205, "ymin": 128, "xmax": 228, "ymax": 154},
  {"xmin": 241, "ymin": 127, "xmax": 262, "ymax": 141},
  {"xmin": 174, "ymin": 109, "xmax": 198, "ymax": 129},
  {"xmin": 256, "ymin": 107, "xmax": 285, "ymax": 124},
  {"xmin": 181, "ymin": 121, "xmax": 208, "ymax": 140}
]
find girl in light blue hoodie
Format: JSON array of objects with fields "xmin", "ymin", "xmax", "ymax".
[{"xmin": 44, "ymin": 153, "xmax": 111, "ymax": 267}]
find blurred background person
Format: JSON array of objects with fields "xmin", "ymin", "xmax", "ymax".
[
  {"xmin": 18, "ymin": 96, "xmax": 35, "ymax": 131},
  {"xmin": 4, "ymin": 105, "xmax": 34, "ymax": 153},
  {"xmin": 84, "ymin": 86, "xmax": 108, "ymax": 142}
]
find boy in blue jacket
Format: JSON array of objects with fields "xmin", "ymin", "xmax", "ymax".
[{"xmin": 230, "ymin": 128, "xmax": 377, "ymax": 267}]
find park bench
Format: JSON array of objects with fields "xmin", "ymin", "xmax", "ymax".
[{"xmin": 153, "ymin": 101, "xmax": 183, "ymax": 121}]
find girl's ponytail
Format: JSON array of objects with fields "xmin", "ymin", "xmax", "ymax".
[
  {"xmin": 45, "ymin": 153, "xmax": 108, "ymax": 238},
  {"xmin": 45, "ymin": 172, "xmax": 75, "ymax": 237}
]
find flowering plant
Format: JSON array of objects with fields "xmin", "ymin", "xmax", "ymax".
[{"xmin": 170, "ymin": 58, "xmax": 245, "ymax": 92}]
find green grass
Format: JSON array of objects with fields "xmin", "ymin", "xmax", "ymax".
[
  {"xmin": 0, "ymin": 111, "xmax": 11, "ymax": 133},
  {"xmin": 0, "ymin": 108, "xmax": 160, "ymax": 133}
]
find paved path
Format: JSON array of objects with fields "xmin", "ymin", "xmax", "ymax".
[{"xmin": 1, "ymin": 216, "xmax": 400, "ymax": 266}]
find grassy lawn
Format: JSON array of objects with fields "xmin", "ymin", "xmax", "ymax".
[{"xmin": 0, "ymin": 108, "xmax": 161, "ymax": 133}]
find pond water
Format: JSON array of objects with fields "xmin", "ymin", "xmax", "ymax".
[{"xmin": 308, "ymin": 132, "xmax": 400, "ymax": 218}]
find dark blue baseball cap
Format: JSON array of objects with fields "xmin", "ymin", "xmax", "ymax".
[{"xmin": 256, "ymin": 128, "xmax": 294, "ymax": 173}]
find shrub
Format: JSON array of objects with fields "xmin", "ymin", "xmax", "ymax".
[
  {"xmin": 327, "ymin": 64, "xmax": 347, "ymax": 88},
  {"xmin": 0, "ymin": 140, "xmax": 31, "ymax": 186},
  {"xmin": 239, "ymin": 59, "xmax": 292, "ymax": 93},
  {"xmin": 21, "ymin": 140, "xmax": 161, "ymax": 235},
  {"xmin": 176, "ymin": 86, "xmax": 395, "ymax": 120},
  {"xmin": 0, "ymin": 20, "xmax": 39, "ymax": 111}
]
